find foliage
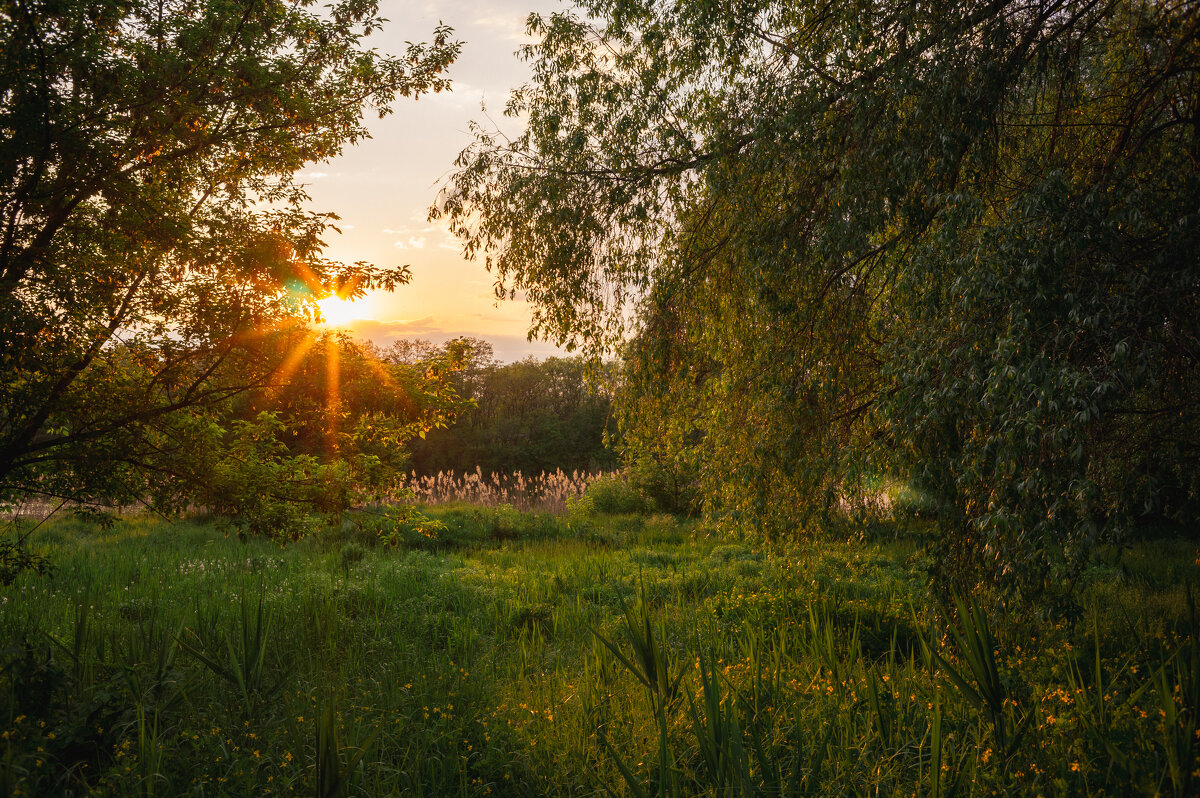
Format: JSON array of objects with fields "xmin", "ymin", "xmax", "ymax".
[
  {"xmin": 405, "ymin": 340, "xmax": 619, "ymax": 476},
  {"xmin": 614, "ymin": 349, "xmax": 708, "ymax": 517},
  {"xmin": 239, "ymin": 333, "xmax": 471, "ymax": 468},
  {"xmin": 167, "ymin": 412, "xmax": 354, "ymax": 540},
  {"xmin": 120, "ymin": 332, "xmax": 472, "ymax": 540},
  {"xmin": 575, "ymin": 472, "xmax": 652, "ymax": 515},
  {"xmin": 0, "ymin": 535, "xmax": 52, "ymax": 587},
  {"xmin": 182, "ymin": 333, "xmax": 472, "ymax": 537},
  {"xmin": 439, "ymin": 0, "xmax": 1200, "ymax": 604},
  {"xmin": 0, "ymin": 0, "xmax": 460, "ymax": 519},
  {"xmin": 357, "ymin": 503, "xmax": 451, "ymax": 549}
]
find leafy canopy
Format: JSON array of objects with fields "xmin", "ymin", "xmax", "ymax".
[
  {"xmin": 0, "ymin": 0, "xmax": 460, "ymax": 512},
  {"xmin": 440, "ymin": 0, "xmax": 1200, "ymax": 604}
]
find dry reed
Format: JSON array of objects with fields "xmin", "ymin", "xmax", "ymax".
[{"xmin": 394, "ymin": 467, "xmax": 607, "ymax": 513}]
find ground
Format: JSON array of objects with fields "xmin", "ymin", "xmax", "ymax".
[{"xmin": 1, "ymin": 506, "xmax": 1197, "ymax": 795}]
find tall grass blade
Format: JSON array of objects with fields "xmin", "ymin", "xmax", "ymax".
[
  {"xmin": 922, "ymin": 595, "xmax": 1011, "ymax": 751},
  {"xmin": 315, "ymin": 699, "xmax": 379, "ymax": 798}
]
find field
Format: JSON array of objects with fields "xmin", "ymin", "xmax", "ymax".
[{"xmin": 1, "ymin": 506, "xmax": 1198, "ymax": 796}]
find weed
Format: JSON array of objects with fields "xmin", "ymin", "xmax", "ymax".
[{"xmin": 177, "ymin": 591, "xmax": 285, "ymax": 715}]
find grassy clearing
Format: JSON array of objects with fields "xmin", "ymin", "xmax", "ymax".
[{"xmin": 1, "ymin": 508, "xmax": 1197, "ymax": 796}]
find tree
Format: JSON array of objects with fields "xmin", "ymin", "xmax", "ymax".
[
  {"xmin": 403, "ymin": 343, "xmax": 619, "ymax": 476},
  {"xmin": 139, "ymin": 332, "xmax": 474, "ymax": 540},
  {"xmin": 0, "ymin": 0, "xmax": 460, "ymax": 511},
  {"xmin": 439, "ymin": 0, "xmax": 1199, "ymax": 605}
]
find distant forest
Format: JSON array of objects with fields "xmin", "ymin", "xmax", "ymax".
[{"xmin": 392, "ymin": 338, "xmax": 618, "ymax": 476}]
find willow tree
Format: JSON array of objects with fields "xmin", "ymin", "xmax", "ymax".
[
  {"xmin": 0, "ymin": 0, "xmax": 460, "ymax": 516},
  {"xmin": 440, "ymin": 0, "xmax": 1199, "ymax": 604}
]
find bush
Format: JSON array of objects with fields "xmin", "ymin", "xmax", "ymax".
[
  {"xmin": 339, "ymin": 542, "xmax": 368, "ymax": 570},
  {"xmin": 0, "ymin": 532, "xmax": 53, "ymax": 586},
  {"xmin": 579, "ymin": 474, "xmax": 651, "ymax": 515},
  {"xmin": 618, "ymin": 445, "xmax": 700, "ymax": 516},
  {"xmin": 350, "ymin": 506, "xmax": 450, "ymax": 550}
]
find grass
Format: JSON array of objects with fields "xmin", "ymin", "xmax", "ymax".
[{"xmin": 0, "ymin": 508, "xmax": 1197, "ymax": 795}]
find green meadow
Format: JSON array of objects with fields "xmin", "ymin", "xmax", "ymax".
[{"xmin": 2, "ymin": 507, "xmax": 1198, "ymax": 796}]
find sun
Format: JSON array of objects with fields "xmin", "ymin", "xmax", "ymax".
[{"xmin": 316, "ymin": 295, "xmax": 361, "ymax": 328}]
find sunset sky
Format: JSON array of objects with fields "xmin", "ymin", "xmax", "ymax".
[{"xmin": 304, "ymin": 0, "xmax": 567, "ymax": 361}]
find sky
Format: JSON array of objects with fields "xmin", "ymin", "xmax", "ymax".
[{"xmin": 302, "ymin": 0, "xmax": 569, "ymax": 362}]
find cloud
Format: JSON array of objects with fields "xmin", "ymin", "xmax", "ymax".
[
  {"xmin": 302, "ymin": 171, "xmax": 329, "ymax": 179},
  {"xmin": 457, "ymin": 333, "xmax": 568, "ymax": 363},
  {"xmin": 471, "ymin": 11, "xmax": 532, "ymax": 42},
  {"xmin": 380, "ymin": 225, "xmax": 434, "ymax": 250},
  {"xmin": 344, "ymin": 317, "xmax": 444, "ymax": 338},
  {"xmin": 339, "ymin": 318, "xmax": 566, "ymax": 362}
]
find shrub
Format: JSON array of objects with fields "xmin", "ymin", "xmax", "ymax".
[
  {"xmin": 339, "ymin": 542, "xmax": 368, "ymax": 570},
  {"xmin": 351, "ymin": 506, "xmax": 450, "ymax": 550},
  {"xmin": 0, "ymin": 529, "xmax": 53, "ymax": 586},
  {"xmin": 580, "ymin": 474, "xmax": 651, "ymax": 515},
  {"xmin": 625, "ymin": 454, "xmax": 700, "ymax": 516}
]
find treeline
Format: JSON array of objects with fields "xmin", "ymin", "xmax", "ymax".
[
  {"xmin": 1, "ymin": 323, "xmax": 612, "ymax": 548},
  {"xmin": 391, "ymin": 339, "xmax": 618, "ymax": 476}
]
